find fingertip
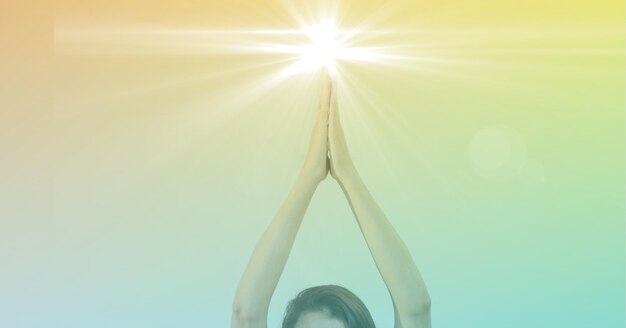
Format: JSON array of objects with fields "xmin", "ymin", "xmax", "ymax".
[
  {"xmin": 329, "ymin": 77, "xmax": 338, "ymax": 106},
  {"xmin": 320, "ymin": 66, "xmax": 329, "ymax": 82}
]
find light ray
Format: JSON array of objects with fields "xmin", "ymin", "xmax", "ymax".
[
  {"xmin": 52, "ymin": 4, "xmax": 626, "ymax": 230},
  {"xmin": 54, "ymin": 21, "xmax": 624, "ymax": 117}
]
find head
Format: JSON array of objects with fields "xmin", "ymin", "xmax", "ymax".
[{"xmin": 282, "ymin": 285, "xmax": 376, "ymax": 328}]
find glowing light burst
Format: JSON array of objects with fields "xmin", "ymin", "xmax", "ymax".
[
  {"xmin": 54, "ymin": 21, "xmax": 624, "ymax": 85},
  {"xmin": 254, "ymin": 22, "xmax": 385, "ymax": 77},
  {"xmin": 301, "ymin": 22, "xmax": 344, "ymax": 71},
  {"xmin": 55, "ymin": 21, "xmax": 391, "ymax": 80}
]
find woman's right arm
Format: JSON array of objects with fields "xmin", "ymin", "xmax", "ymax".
[
  {"xmin": 231, "ymin": 173, "xmax": 321, "ymax": 328},
  {"xmin": 231, "ymin": 72, "xmax": 332, "ymax": 328}
]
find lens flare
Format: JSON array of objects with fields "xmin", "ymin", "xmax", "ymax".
[
  {"xmin": 269, "ymin": 21, "xmax": 382, "ymax": 76},
  {"xmin": 301, "ymin": 21, "xmax": 341, "ymax": 70}
]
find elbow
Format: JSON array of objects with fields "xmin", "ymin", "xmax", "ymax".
[
  {"xmin": 412, "ymin": 297, "xmax": 432, "ymax": 317},
  {"xmin": 418, "ymin": 296, "xmax": 432, "ymax": 314},
  {"xmin": 403, "ymin": 295, "xmax": 431, "ymax": 319},
  {"xmin": 232, "ymin": 299, "xmax": 264, "ymax": 326}
]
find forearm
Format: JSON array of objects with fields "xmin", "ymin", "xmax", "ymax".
[
  {"xmin": 336, "ymin": 169, "xmax": 431, "ymax": 317},
  {"xmin": 232, "ymin": 172, "xmax": 320, "ymax": 321}
]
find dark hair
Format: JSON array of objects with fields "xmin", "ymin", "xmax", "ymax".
[{"xmin": 282, "ymin": 285, "xmax": 376, "ymax": 328}]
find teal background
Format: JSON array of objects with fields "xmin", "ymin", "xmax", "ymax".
[{"xmin": 1, "ymin": 0, "xmax": 624, "ymax": 327}]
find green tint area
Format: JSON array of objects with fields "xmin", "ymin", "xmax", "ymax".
[{"xmin": 2, "ymin": 1, "xmax": 622, "ymax": 327}]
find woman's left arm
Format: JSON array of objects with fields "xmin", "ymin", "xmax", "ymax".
[
  {"xmin": 334, "ymin": 170, "xmax": 432, "ymax": 328},
  {"xmin": 327, "ymin": 76, "xmax": 431, "ymax": 328}
]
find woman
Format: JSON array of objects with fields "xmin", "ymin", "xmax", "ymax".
[{"xmin": 231, "ymin": 70, "xmax": 431, "ymax": 328}]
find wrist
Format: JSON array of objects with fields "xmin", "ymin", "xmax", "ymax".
[
  {"xmin": 297, "ymin": 168, "xmax": 325, "ymax": 187},
  {"xmin": 334, "ymin": 166, "xmax": 360, "ymax": 185}
]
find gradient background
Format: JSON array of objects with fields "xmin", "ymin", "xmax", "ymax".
[{"xmin": 1, "ymin": 0, "xmax": 624, "ymax": 327}]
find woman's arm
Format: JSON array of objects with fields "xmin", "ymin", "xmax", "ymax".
[
  {"xmin": 327, "ymin": 76, "xmax": 431, "ymax": 328},
  {"xmin": 231, "ymin": 72, "xmax": 332, "ymax": 328}
]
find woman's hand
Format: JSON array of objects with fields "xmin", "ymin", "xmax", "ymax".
[
  {"xmin": 327, "ymin": 72, "xmax": 357, "ymax": 182},
  {"xmin": 300, "ymin": 69, "xmax": 332, "ymax": 183}
]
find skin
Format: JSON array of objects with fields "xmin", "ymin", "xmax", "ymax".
[{"xmin": 231, "ymin": 69, "xmax": 431, "ymax": 328}]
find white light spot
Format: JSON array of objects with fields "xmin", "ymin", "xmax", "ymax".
[
  {"xmin": 270, "ymin": 21, "xmax": 381, "ymax": 76},
  {"xmin": 303, "ymin": 22, "xmax": 340, "ymax": 70}
]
